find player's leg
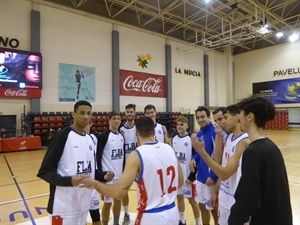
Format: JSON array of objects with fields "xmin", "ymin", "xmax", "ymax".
[
  {"xmin": 112, "ymin": 199, "xmax": 121, "ymax": 225},
  {"xmin": 196, "ymin": 181, "xmax": 211, "ymax": 225},
  {"xmin": 122, "ymin": 193, "xmax": 130, "ymax": 225},
  {"xmin": 101, "ymin": 195, "xmax": 112, "ymax": 225},
  {"xmin": 188, "ymin": 197, "xmax": 201, "ymax": 225},
  {"xmin": 177, "ymin": 193, "xmax": 186, "ymax": 225}
]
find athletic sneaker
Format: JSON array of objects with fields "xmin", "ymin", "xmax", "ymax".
[
  {"xmin": 122, "ymin": 213, "xmax": 131, "ymax": 225},
  {"xmin": 178, "ymin": 221, "xmax": 186, "ymax": 225}
]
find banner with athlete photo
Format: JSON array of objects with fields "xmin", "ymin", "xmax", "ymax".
[
  {"xmin": 59, "ymin": 63, "xmax": 95, "ymax": 102},
  {"xmin": 120, "ymin": 69, "xmax": 166, "ymax": 98},
  {"xmin": 252, "ymin": 77, "xmax": 300, "ymax": 104}
]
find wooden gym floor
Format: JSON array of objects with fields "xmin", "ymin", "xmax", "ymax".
[{"xmin": 0, "ymin": 130, "xmax": 299, "ymax": 225}]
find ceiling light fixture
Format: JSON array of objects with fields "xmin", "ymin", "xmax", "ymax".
[
  {"xmin": 289, "ymin": 33, "xmax": 299, "ymax": 42},
  {"xmin": 276, "ymin": 32, "xmax": 284, "ymax": 38}
]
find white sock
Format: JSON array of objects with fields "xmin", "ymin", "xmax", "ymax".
[
  {"xmin": 195, "ymin": 217, "xmax": 201, "ymax": 225},
  {"xmin": 123, "ymin": 205, "xmax": 129, "ymax": 214},
  {"xmin": 179, "ymin": 212, "xmax": 185, "ymax": 223}
]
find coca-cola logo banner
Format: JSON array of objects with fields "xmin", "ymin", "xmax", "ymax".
[
  {"xmin": 120, "ymin": 69, "xmax": 166, "ymax": 98},
  {"xmin": 0, "ymin": 87, "xmax": 41, "ymax": 98}
]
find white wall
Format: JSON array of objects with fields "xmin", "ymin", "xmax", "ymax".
[{"xmin": 119, "ymin": 26, "xmax": 166, "ymax": 112}]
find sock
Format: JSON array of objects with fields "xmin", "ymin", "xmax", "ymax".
[
  {"xmin": 179, "ymin": 212, "xmax": 185, "ymax": 223},
  {"xmin": 123, "ymin": 205, "xmax": 129, "ymax": 214},
  {"xmin": 113, "ymin": 216, "xmax": 120, "ymax": 225},
  {"xmin": 195, "ymin": 217, "xmax": 201, "ymax": 225}
]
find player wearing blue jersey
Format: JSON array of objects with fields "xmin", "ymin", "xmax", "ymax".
[{"xmin": 192, "ymin": 104, "xmax": 250, "ymax": 225}]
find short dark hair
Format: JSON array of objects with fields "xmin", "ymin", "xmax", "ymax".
[
  {"xmin": 224, "ymin": 104, "xmax": 240, "ymax": 116},
  {"xmin": 237, "ymin": 95, "xmax": 275, "ymax": 128},
  {"xmin": 125, "ymin": 104, "xmax": 136, "ymax": 111},
  {"xmin": 144, "ymin": 104, "xmax": 156, "ymax": 113},
  {"xmin": 108, "ymin": 110, "xmax": 121, "ymax": 119},
  {"xmin": 74, "ymin": 100, "xmax": 92, "ymax": 112},
  {"xmin": 195, "ymin": 106, "xmax": 210, "ymax": 117},
  {"xmin": 136, "ymin": 117, "xmax": 155, "ymax": 138},
  {"xmin": 213, "ymin": 107, "xmax": 226, "ymax": 115}
]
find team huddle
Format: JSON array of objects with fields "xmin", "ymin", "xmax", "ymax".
[{"xmin": 37, "ymin": 96, "xmax": 293, "ymax": 225}]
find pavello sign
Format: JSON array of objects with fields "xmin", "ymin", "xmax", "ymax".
[{"xmin": 273, "ymin": 67, "xmax": 300, "ymax": 77}]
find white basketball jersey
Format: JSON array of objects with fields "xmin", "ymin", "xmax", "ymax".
[
  {"xmin": 172, "ymin": 134, "xmax": 192, "ymax": 181},
  {"xmin": 219, "ymin": 132, "xmax": 248, "ymax": 209},
  {"xmin": 135, "ymin": 142, "xmax": 178, "ymax": 212},
  {"xmin": 120, "ymin": 123, "xmax": 137, "ymax": 160},
  {"xmin": 101, "ymin": 131, "xmax": 124, "ymax": 179},
  {"xmin": 154, "ymin": 123, "xmax": 165, "ymax": 143}
]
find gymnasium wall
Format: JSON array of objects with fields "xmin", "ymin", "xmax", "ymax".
[
  {"xmin": 0, "ymin": 0, "xmax": 230, "ymax": 131},
  {"xmin": 234, "ymin": 41, "xmax": 300, "ymax": 125}
]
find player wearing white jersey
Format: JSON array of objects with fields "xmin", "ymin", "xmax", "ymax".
[
  {"xmin": 173, "ymin": 117, "xmax": 200, "ymax": 225},
  {"xmin": 82, "ymin": 116, "xmax": 184, "ymax": 225},
  {"xmin": 97, "ymin": 111, "xmax": 124, "ymax": 225},
  {"xmin": 192, "ymin": 104, "xmax": 250, "ymax": 225},
  {"xmin": 37, "ymin": 101, "xmax": 113, "ymax": 225},
  {"xmin": 119, "ymin": 104, "xmax": 137, "ymax": 225},
  {"xmin": 144, "ymin": 104, "xmax": 170, "ymax": 144}
]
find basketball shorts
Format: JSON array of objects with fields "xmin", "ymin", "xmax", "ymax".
[
  {"xmin": 177, "ymin": 183, "xmax": 196, "ymax": 198},
  {"xmin": 50, "ymin": 210, "xmax": 88, "ymax": 225},
  {"xmin": 100, "ymin": 179, "xmax": 119, "ymax": 203},
  {"xmin": 195, "ymin": 180, "xmax": 214, "ymax": 210},
  {"xmin": 89, "ymin": 190, "xmax": 100, "ymax": 210}
]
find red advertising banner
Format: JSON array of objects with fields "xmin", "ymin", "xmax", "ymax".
[
  {"xmin": 120, "ymin": 69, "xmax": 166, "ymax": 98},
  {"xmin": 0, "ymin": 88, "xmax": 41, "ymax": 98}
]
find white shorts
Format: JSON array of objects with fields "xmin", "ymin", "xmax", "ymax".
[
  {"xmin": 89, "ymin": 190, "xmax": 100, "ymax": 210},
  {"xmin": 218, "ymin": 204, "xmax": 250, "ymax": 225},
  {"xmin": 218, "ymin": 204, "xmax": 230, "ymax": 225},
  {"xmin": 177, "ymin": 183, "xmax": 196, "ymax": 198},
  {"xmin": 135, "ymin": 204, "xmax": 178, "ymax": 225},
  {"xmin": 100, "ymin": 179, "xmax": 119, "ymax": 203},
  {"xmin": 195, "ymin": 180, "xmax": 214, "ymax": 210},
  {"xmin": 50, "ymin": 210, "xmax": 88, "ymax": 225}
]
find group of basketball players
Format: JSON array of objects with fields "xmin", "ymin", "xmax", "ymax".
[{"xmin": 37, "ymin": 95, "xmax": 293, "ymax": 225}]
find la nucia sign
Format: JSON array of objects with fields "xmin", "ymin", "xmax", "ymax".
[{"xmin": 174, "ymin": 67, "xmax": 201, "ymax": 77}]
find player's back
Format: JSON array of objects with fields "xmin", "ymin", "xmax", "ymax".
[{"xmin": 135, "ymin": 141, "xmax": 178, "ymax": 212}]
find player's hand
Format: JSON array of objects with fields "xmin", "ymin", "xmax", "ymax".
[
  {"xmin": 185, "ymin": 179, "xmax": 193, "ymax": 185},
  {"xmin": 81, "ymin": 176, "xmax": 98, "ymax": 189},
  {"xmin": 205, "ymin": 177, "xmax": 215, "ymax": 186},
  {"xmin": 189, "ymin": 159, "xmax": 197, "ymax": 172},
  {"xmin": 104, "ymin": 171, "xmax": 114, "ymax": 182},
  {"xmin": 215, "ymin": 125, "xmax": 223, "ymax": 136},
  {"xmin": 71, "ymin": 175, "xmax": 84, "ymax": 186},
  {"xmin": 210, "ymin": 191, "xmax": 218, "ymax": 210},
  {"xmin": 191, "ymin": 135, "xmax": 205, "ymax": 154}
]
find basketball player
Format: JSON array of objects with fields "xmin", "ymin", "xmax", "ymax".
[
  {"xmin": 228, "ymin": 96, "xmax": 293, "ymax": 225},
  {"xmin": 192, "ymin": 104, "xmax": 250, "ymax": 225},
  {"xmin": 144, "ymin": 104, "xmax": 169, "ymax": 144},
  {"xmin": 97, "ymin": 111, "xmax": 125, "ymax": 225},
  {"xmin": 212, "ymin": 107, "xmax": 227, "ymax": 164},
  {"xmin": 37, "ymin": 100, "xmax": 113, "ymax": 225},
  {"xmin": 81, "ymin": 116, "xmax": 184, "ymax": 225},
  {"xmin": 85, "ymin": 120, "xmax": 104, "ymax": 225},
  {"xmin": 172, "ymin": 117, "xmax": 200, "ymax": 225},
  {"xmin": 119, "ymin": 104, "xmax": 137, "ymax": 225},
  {"xmin": 189, "ymin": 106, "xmax": 218, "ymax": 225}
]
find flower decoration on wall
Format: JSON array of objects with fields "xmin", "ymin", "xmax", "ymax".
[{"xmin": 137, "ymin": 54, "xmax": 152, "ymax": 68}]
